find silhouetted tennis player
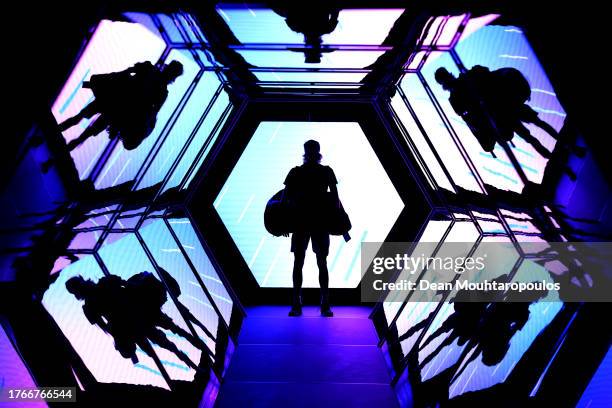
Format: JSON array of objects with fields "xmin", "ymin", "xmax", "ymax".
[
  {"xmin": 284, "ymin": 140, "xmax": 338, "ymax": 317},
  {"xmin": 66, "ymin": 272, "xmax": 205, "ymax": 370},
  {"xmin": 435, "ymin": 66, "xmax": 584, "ymax": 160},
  {"xmin": 58, "ymin": 60, "xmax": 183, "ymax": 151}
]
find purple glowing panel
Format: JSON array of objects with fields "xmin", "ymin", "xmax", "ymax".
[
  {"xmin": 51, "ymin": 20, "xmax": 166, "ymax": 181},
  {"xmin": 0, "ymin": 325, "xmax": 47, "ymax": 408},
  {"xmin": 42, "ymin": 255, "xmax": 169, "ymax": 389}
]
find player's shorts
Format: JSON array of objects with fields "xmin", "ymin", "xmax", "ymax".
[{"xmin": 291, "ymin": 232, "xmax": 330, "ymax": 256}]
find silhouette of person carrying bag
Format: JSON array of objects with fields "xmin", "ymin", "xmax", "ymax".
[
  {"xmin": 66, "ymin": 271, "xmax": 206, "ymax": 371},
  {"xmin": 435, "ymin": 66, "xmax": 584, "ymax": 161},
  {"xmin": 265, "ymin": 140, "xmax": 351, "ymax": 317},
  {"xmin": 58, "ymin": 60, "xmax": 184, "ymax": 151}
]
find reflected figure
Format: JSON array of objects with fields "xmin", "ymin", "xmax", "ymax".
[
  {"xmin": 450, "ymin": 288, "xmax": 548, "ymax": 382},
  {"xmin": 418, "ymin": 289, "xmax": 493, "ymax": 368},
  {"xmin": 272, "ymin": 5, "xmax": 339, "ymax": 63},
  {"xmin": 66, "ymin": 271, "xmax": 206, "ymax": 371},
  {"xmin": 435, "ymin": 66, "xmax": 584, "ymax": 161},
  {"xmin": 58, "ymin": 60, "xmax": 184, "ymax": 151},
  {"xmin": 418, "ymin": 286, "xmax": 547, "ymax": 378},
  {"xmin": 283, "ymin": 140, "xmax": 339, "ymax": 317}
]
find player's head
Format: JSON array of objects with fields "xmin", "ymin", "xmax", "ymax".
[
  {"xmin": 163, "ymin": 60, "xmax": 184, "ymax": 83},
  {"xmin": 435, "ymin": 67, "xmax": 456, "ymax": 90},
  {"xmin": 66, "ymin": 276, "xmax": 94, "ymax": 300},
  {"xmin": 303, "ymin": 139, "xmax": 322, "ymax": 163}
]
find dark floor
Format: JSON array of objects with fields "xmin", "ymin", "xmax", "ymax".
[{"xmin": 215, "ymin": 306, "xmax": 399, "ymax": 408}]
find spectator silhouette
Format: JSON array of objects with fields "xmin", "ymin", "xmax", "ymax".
[
  {"xmin": 435, "ymin": 66, "xmax": 584, "ymax": 160},
  {"xmin": 66, "ymin": 272, "xmax": 206, "ymax": 371},
  {"xmin": 272, "ymin": 4, "xmax": 339, "ymax": 63},
  {"xmin": 58, "ymin": 60, "xmax": 183, "ymax": 151},
  {"xmin": 283, "ymin": 140, "xmax": 339, "ymax": 317}
]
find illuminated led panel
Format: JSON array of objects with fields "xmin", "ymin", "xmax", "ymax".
[
  {"xmin": 97, "ymin": 232, "xmax": 203, "ymax": 382},
  {"xmin": 51, "ymin": 19, "xmax": 166, "ymax": 181},
  {"xmin": 447, "ymin": 264, "xmax": 563, "ymax": 399},
  {"xmin": 215, "ymin": 121, "xmax": 404, "ymax": 288},
  {"xmin": 0, "ymin": 325, "xmax": 47, "ymax": 408},
  {"xmin": 42, "ymin": 255, "xmax": 171, "ymax": 388},
  {"xmin": 455, "ymin": 24, "xmax": 566, "ymax": 187},
  {"xmin": 395, "ymin": 15, "xmax": 567, "ymax": 194},
  {"xmin": 51, "ymin": 14, "xmax": 230, "ymax": 193},
  {"xmin": 216, "ymin": 7, "xmax": 404, "ymax": 46},
  {"xmin": 42, "ymin": 212, "xmax": 236, "ymax": 388}
]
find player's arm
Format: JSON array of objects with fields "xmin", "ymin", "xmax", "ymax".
[{"xmin": 283, "ymin": 168, "xmax": 296, "ymax": 202}]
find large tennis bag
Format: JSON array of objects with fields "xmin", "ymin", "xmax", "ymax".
[
  {"xmin": 264, "ymin": 190, "xmax": 294, "ymax": 237},
  {"xmin": 323, "ymin": 194, "xmax": 352, "ymax": 236},
  {"xmin": 264, "ymin": 190, "xmax": 351, "ymax": 237}
]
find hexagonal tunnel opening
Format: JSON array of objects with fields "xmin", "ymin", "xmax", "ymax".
[
  {"xmin": 1, "ymin": 3, "xmax": 610, "ymax": 408},
  {"xmin": 188, "ymin": 100, "xmax": 430, "ymax": 304}
]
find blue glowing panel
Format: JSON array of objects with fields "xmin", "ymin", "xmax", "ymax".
[
  {"xmin": 98, "ymin": 233, "xmax": 202, "ymax": 381},
  {"xmin": 447, "ymin": 262, "xmax": 563, "ymax": 399},
  {"xmin": 176, "ymin": 13, "xmax": 205, "ymax": 44},
  {"xmin": 42, "ymin": 255, "xmax": 169, "ymax": 388},
  {"xmin": 399, "ymin": 71, "xmax": 483, "ymax": 193},
  {"xmin": 137, "ymin": 70, "xmax": 225, "ymax": 190},
  {"xmin": 52, "ymin": 20, "xmax": 166, "ymax": 181},
  {"xmin": 157, "ymin": 14, "xmax": 185, "ymax": 43},
  {"xmin": 383, "ymin": 220, "xmax": 452, "ymax": 326},
  {"xmin": 217, "ymin": 6, "xmax": 403, "ymax": 46},
  {"xmin": 215, "ymin": 122, "xmax": 404, "ymax": 288},
  {"xmin": 418, "ymin": 302, "xmax": 468, "ymax": 381},
  {"xmin": 390, "ymin": 92, "xmax": 454, "ymax": 191},
  {"xmin": 165, "ymin": 90, "xmax": 230, "ymax": 192},
  {"xmin": 167, "ymin": 218, "xmax": 234, "ymax": 325},
  {"xmin": 454, "ymin": 24, "xmax": 566, "ymax": 187},
  {"xmin": 0, "ymin": 325, "xmax": 47, "ymax": 408},
  {"xmin": 236, "ymin": 49, "xmax": 385, "ymax": 69},
  {"xmin": 139, "ymin": 219, "xmax": 220, "ymax": 354},
  {"xmin": 94, "ymin": 49, "xmax": 200, "ymax": 190},
  {"xmin": 577, "ymin": 346, "xmax": 612, "ymax": 408},
  {"xmin": 217, "ymin": 7, "xmax": 303, "ymax": 44},
  {"xmin": 393, "ymin": 221, "xmax": 480, "ymax": 355},
  {"xmin": 419, "ymin": 52, "xmax": 525, "ymax": 193},
  {"xmin": 417, "ymin": 236, "xmax": 519, "ymax": 382}
]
